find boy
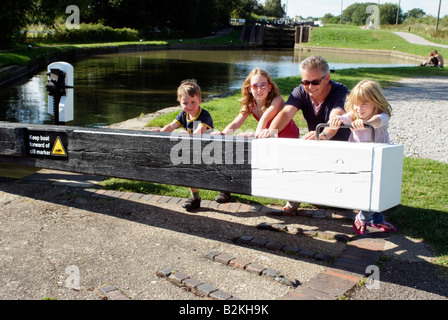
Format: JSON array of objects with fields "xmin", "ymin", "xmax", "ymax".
[{"xmin": 153, "ymin": 79, "xmax": 213, "ymax": 211}]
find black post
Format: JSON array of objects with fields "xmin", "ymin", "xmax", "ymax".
[{"xmin": 46, "ymin": 69, "xmax": 67, "ymax": 125}]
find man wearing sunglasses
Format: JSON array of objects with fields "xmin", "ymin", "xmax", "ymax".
[{"xmin": 257, "ymin": 55, "xmax": 349, "ymax": 141}]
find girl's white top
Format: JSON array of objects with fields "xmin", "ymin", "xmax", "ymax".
[{"xmin": 338, "ymin": 113, "xmax": 390, "ymax": 143}]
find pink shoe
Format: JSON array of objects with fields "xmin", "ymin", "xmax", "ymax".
[
  {"xmin": 282, "ymin": 201, "xmax": 300, "ymax": 211},
  {"xmin": 369, "ymin": 221, "xmax": 397, "ymax": 233},
  {"xmin": 353, "ymin": 213, "xmax": 366, "ymax": 235}
]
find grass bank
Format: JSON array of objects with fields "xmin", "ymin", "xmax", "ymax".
[
  {"xmin": 0, "ymin": 29, "xmax": 243, "ymax": 70},
  {"xmin": 0, "ymin": 41, "xmax": 167, "ymax": 69},
  {"xmin": 302, "ymin": 24, "xmax": 448, "ymax": 59}
]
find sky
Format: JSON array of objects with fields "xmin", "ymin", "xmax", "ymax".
[{"xmin": 278, "ymin": 0, "xmax": 447, "ymax": 19}]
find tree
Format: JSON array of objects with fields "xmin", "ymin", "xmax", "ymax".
[
  {"xmin": 405, "ymin": 8, "xmax": 426, "ymax": 20},
  {"xmin": 230, "ymin": 0, "xmax": 256, "ymax": 19},
  {"xmin": 264, "ymin": 0, "xmax": 285, "ymax": 18},
  {"xmin": 321, "ymin": 13, "xmax": 340, "ymax": 24},
  {"xmin": 0, "ymin": 0, "xmax": 96, "ymax": 45},
  {"xmin": 0, "ymin": 0, "xmax": 260, "ymax": 43},
  {"xmin": 0, "ymin": 0, "xmax": 33, "ymax": 45},
  {"xmin": 342, "ymin": 2, "xmax": 403, "ymax": 25},
  {"xmin": 379, "ymin": 2, "xmax": 403, "ymax": 25},
  {"xmin": 80, "ymin": 0, "xmax": 235, "ymax": 37},
  {"xmin": 321, "ymin": 13, "xmax": 335, "ymax": 23},
  {"xmin": 342, "ymin": 2, "xmax": 376, "ymax": 25}
]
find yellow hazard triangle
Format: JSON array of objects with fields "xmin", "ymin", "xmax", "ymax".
[{"xmin": 51, "ymin": 136, "xmax": 67, "ymax": 156}]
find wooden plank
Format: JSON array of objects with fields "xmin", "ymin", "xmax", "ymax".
[
  {"xmin": 251, "ymin": 138, "xmax": 374, "ymax": 172},
  {"xmin": 252, "ymin": 170, "xmax": 372, "ymax": 210},
  {"xmin": 0, "ymin": 122, "xmax": 252, "ymax": 194},
  {"xmin": 0, "ymin": 122, "xmax": 404, "ymax": 212},
  {"xmin": 0, "ymin": 126, "xmax": 26, "ymax": 156},
  {"xmin": 370, "ymin": 144, "xmax": 404, "ymax": 212},
  {"xmin": 251, "ymin": 139, "xmax": 404, "ymax": 212}
]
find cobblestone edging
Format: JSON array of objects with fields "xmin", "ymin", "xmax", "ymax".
[
  {"xmin": 156, "ymin": 248, "xmax": 301, "ymax": 300},
  {"xmin": 156, "ymin": 267, "xmax": 239, "ymax": 300},
  {"xmin": 280, "ymin": 235, "xmax": 387, "ymax": 300},
  {"xmin": 84, "ymin": 188, "xmax": 387, "ymax": 300},
  {"xmin": 233, "ymin": 234, "xmax": 334, "ymax": 263},
  {"xmin": 256, "ymin": 221, "xmax": 352, "ymax": 243},
  {"xmin": 155, "ymin": 233, "xmax": 387, "ymax": 301},
  {"xmin": 205, "ymin": 251, "xmax": 296, "ymax": 287},
  {"xmin": 26, "ymin": 179, "xmax": 386, "ymax": 300},
  {"xmin": 99, "ymin": 284, "xmax": 131, "ymax": 300},
  {"xmin": 103, "ymin": 232, "xmax": 386, "ymax": 301},
  {"xmin": 81, "ymin": 188, "xmax": 357, "ymax": 220}
]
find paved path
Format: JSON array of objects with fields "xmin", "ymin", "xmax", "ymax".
[
  {"xmin": 394, "ymin": 32, "xmax": 448, "ymax": 48},
  {"xmin": 1, "ymin": 168, "xmax": 446, "ymax": 303}
]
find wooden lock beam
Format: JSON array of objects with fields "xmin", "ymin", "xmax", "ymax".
[{"xmin": 0, "ymin": 122, "xmax": 404, "ymax": 212}]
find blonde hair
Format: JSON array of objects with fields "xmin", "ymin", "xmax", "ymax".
[
  {"xmin": 345, "ymin": 80, "xmax": 392, "ymax": 120},
  {"xmin": 239, "ymin": 68, "xmax": 280, "ymax": 115},
  {"xmin": 177, "ymin": 79, "xmax": 202, "ymax": 101}
]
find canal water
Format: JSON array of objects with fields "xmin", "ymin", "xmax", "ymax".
[{"xmin": 0, "ymin": 48, "xmax": 417, "ymax": 127}]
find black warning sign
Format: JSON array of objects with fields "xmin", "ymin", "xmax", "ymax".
[{"xmin": 27, "ymin": 130, "xmax": 68, "ymax": 160}]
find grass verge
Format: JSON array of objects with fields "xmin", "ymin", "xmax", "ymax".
[
  {"xmin": 302, "ymin": 24, "xmax": 448, "ymax": 59},
  {"xmin": 0, "ymin": 29, "xmax": 243, "ymax": 69}
]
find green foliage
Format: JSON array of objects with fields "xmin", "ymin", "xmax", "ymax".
[
  {"xmin": 331, "ymin": 66, "xmax": 448, "ymax": 88},
  {"xmin": 0, "ymin": 0, "xmax": 33, "ymax": 46},
  {"xmin": 79, "ymin": 0, "xmax": 234, "ymax": 38},
  {"xmin": 263, "ymin": 0, "xmax": 285, "ymax": 18},
  {"xmin": 48, "ymin": 23, "xmax": 139, "ymax": 43},
  {"xmin": 389, "ymin": 158, "xmax": 448, "ymax": 258},
  {"xmin": 321, "ymin": 13, "xmax": 341, "ymax": 24},
  {"xmin": 305, "ymin": 24, "xmax": 448, "ymax": 58},
  {"xmin": 405, "ymin": 8, "xmax": 426, "ymax": 19},
  {"xmin": 390, "ymin": 20, "xmax": 448, "ymax": 43},
  {"xmin": 341, "ymin": 2, "xmax": 403, "ymax": 25},
  {"xmin": 379, "ymin": 2, "xmax": 403, "ymax": 25},
  {"xmin": 0, "ymin": 45, "xmax": 75, "ymax": 68},
  {"xmin": 1, "ymin": 0, "xmax": 246, "ymax": 44},
  {"xmin": 230, "ymin": 0, "xmax": 256, "ymax": 19}
]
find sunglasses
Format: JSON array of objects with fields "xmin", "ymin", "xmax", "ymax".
[
  {"xmin": 250, "ymin": 82, "xmax": 268, "ymax": 90},
  {"xmin": 301, "ymin": 75, "xmax": 327, "ymax": 86}
]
